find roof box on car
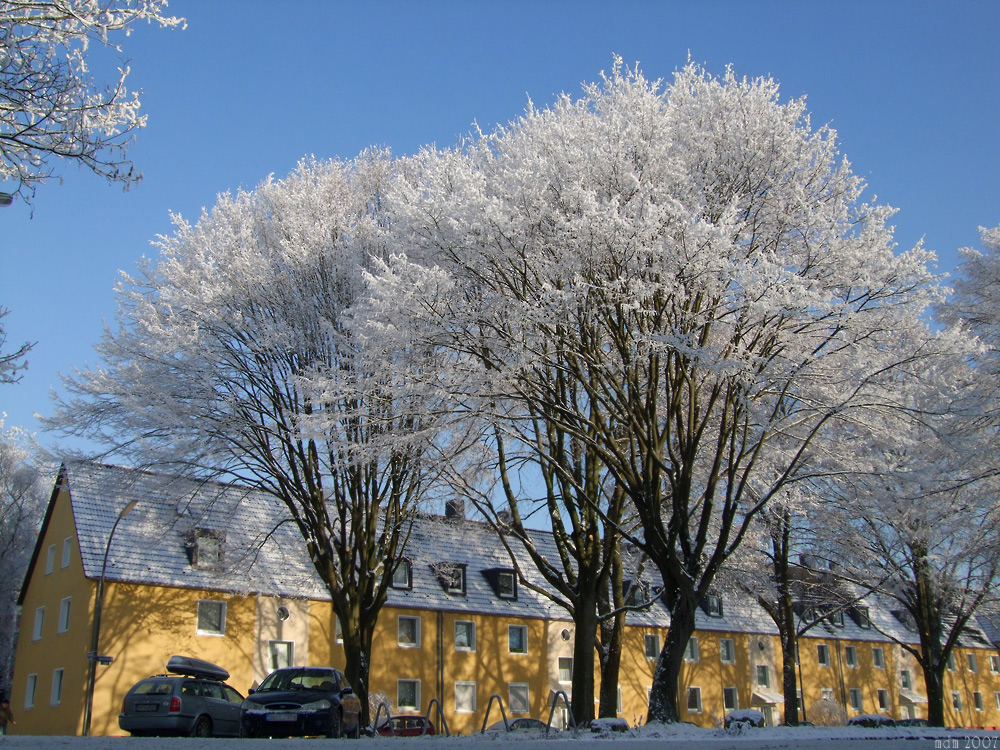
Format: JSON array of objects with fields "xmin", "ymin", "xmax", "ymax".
[{"xmin": 166, "ymin": 655, "xmax": 230, "ymax": 681}]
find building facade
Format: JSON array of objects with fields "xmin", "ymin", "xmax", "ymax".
[{"xmin": 10, "ymin": 461, "xmax": 1000, "ymax": 735}]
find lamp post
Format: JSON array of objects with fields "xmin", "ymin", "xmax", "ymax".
[
  {"xmin": 0, "ymin": 192, "xmax": 12, "ymax": 207},
  {"xmin": 81, "ymin": 498, "xmax": 139, "ymax": 736}
]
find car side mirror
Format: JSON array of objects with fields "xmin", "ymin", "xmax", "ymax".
[
  {"xmin": 248, "ymin": 688, "xmax": 256, "ymax": 695},
  {"xmin": 341, "ymin": 687, "xmax": 354, "ymax": 696}
]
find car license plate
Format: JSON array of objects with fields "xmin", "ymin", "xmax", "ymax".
[
  {"xmin": 266, "ymin": 712, "xmax": 297, "ymax": 722},
  {"xmin": 135, "ymin": 704, "xmax": 159, "ymax": 712}
]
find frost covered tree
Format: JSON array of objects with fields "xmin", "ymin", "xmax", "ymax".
[
  {"xmin": 826, "ymin": 352, "xmax": 1000, "ymax": 727},
  {"xmin": 0, "ymin": 306, "xmax": 34, "ymax": 384},
  {"xmin": 47, "ymin": 154, "xmax": 456, "ymax": 724},
  {"xmin": 0, "ymin": 421, "xmax": 49, "ymax": 696},
  {"xmin": 0, "ymin": 0, "xmax": 183, "ymax": 201},
  {"xmin": 381, "ymin": 60, "xmax": 944, "ymax": 723}
]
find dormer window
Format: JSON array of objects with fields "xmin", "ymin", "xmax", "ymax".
[
  {"xmin": 186, "ymin": 529, "xmax": 225, "ymax": 570},
  {"xmin": 625, "ymin": 580, "xmax": 649, "ymax": 607},
  {"xmin": 432, "ymin": 562, "xmax": 466, "ymax": 595},
  {"xmin": 392, "ymin": 559, "xmax": 412, "ymax": 590},
  {"xmin": 704, "ymin": 594, "xmax": 724, "ymax": 618},
  {"xmin": 484, "ymin": 568, "xmax": 517, "ymax": 600},
  {"xmin": 851, "ymin": 606, "xmax": 871, "ymax": 629},
  {"xmin": 829, "ymin": 610, "xmax": 845, "ymax": 628}
]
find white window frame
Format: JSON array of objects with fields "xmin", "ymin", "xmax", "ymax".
[
  {"xmin": 723, "ymin": 686, "xmax": 738, "ymax": 711},
  {"xmin": 454, "ymin": 620, "xmax": 476, "ymax": 652},
  {"xmin": 497, "ymin": 570, "xmax": 517, "ymax": 599},
  {"xmin": 58, "ymin": 597, "xmax": 71, "ymax": 634},
  {"xmin": 901, "ymin": 668, "xmax": 912, "ymax": 689},
  {"xmin": 195, "ymin": 599, "xmax": 227, "ymax": 636},
  {"xmin": 952, "ymin": 690, "xmax": 962, "ymax": 712},
  {"xmin": 397, "ymin": 615, "xmax": 421, "ymax": 648},
  {"xmin": 335, "ymin": 616, "xmax": 344, "ymax": 645},
  {"xmin": 821, "ymin": 688, "xmax": 834, "ymax": 701},
  {"xmin": 25, "ymin": 673, "xmax": 36, "ymax": 710},
  {"xmin": 455, "ymin": 681, "xmax": 476, "ymax": 714},
  {"xmin": 45, "ymin": 544, "xmax": 55, "ymax": 575},
  {"xmin": 616, "ymin": 685, "xmax": 623, "ymax": 715},
  {"xmin": 686, "ymin": 686, "xmax": 702, "ymax": 713},
  {"xmin": 844, "ymin": 645, "xmax": 857, "ymax": 668},
  {"xmin": 397, "ymin": 679, "xmax": 420, "ymax": 711},
  {"xmin": 991, "ymin": 654, "xmax": 1000, "ymax": 674},
  {"xmin": 558, "ymin": 656, "xmax": 573, "ymax": 684},
  {"xmin": 61, "ymin": 536, "xmax": 72, "ymax": 569},
  {"xmin": 849, "ymin": 687, "xmax": 862, "ymax": 711},
  {"xmin": 508, "ymin": 624, "xmax": 527, "ymax": 655},
  {"xmin": 994, "ymin": 692, "xmax": 1000, "ymax": 710},
  {"xmin": 268, "ymin": 640, "xmax": 294, "ymax": 671},
  {"xmin": 392, "ymin": 559, "xmax": 412, "ymax": 589},
  {"xmin": 974, "ymin": 691, "xmax": 984, "ymax": 712},
  {"xmin": 947, "ymin": 652, "xmax": 957, "ymax": 672},
  {"xmin": 684, "ymin": 636, "xmax": 699, "ymax": 663},
  {"xmin": 968, "ymin": 653, "xmax": 978, "ymax": 673},
  {"xmin": 877, "ymin": 689, "xmax": 890, "ymax": 711},
  {"xmin": 32, "ymin": 606, "xmax": 44, "ymax": 641},
  {"xmin": 872, "ymin": 646, "xmax": 885, "ymax": 669},
  {"xmin": 719, "ymin": 637, "xmax": 735, "ymax": 664},
  {"xmin": 50, "ymin": 667, "xmax": 64, "ymax": 706},
  {"xmin": 756, "ymin": 664, "xmax": 770, "ymax": 688},
  {"xmin": 817, "ymin": 643, "xmax": 830, "ymax": 667},
  {"xmin": 508, "ymin": 682, "xmax": 530, "ymax": 714},
  {"xmin": 644, "ymin": 633, "xmax": 660, "ymax": 661}
]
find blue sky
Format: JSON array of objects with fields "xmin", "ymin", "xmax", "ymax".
[{"xmin": 1, "ymin": 0, "xmax": 998, "ymax": 452}]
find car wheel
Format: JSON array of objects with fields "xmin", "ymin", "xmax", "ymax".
[
  {"xmin": 191, "ymin": 715, "xmax": 212, "ymax": 738},
  {"xmin": 327, "ymin": 709, "xmax": 342, "ymax": 739}
]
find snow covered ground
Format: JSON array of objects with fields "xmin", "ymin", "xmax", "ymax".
[{"xmin": 2, "ymin": 724, "xmax": 998, "ymax": 750}]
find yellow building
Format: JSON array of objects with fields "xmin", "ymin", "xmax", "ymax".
[{"xmin": 11, "ymin": 461, "xmax": 1000, "ymax": 735}]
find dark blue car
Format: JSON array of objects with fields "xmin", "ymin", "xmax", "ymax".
[{"xmin": 240, "ymin": 666, "xmax": 362, "ymax": 738}]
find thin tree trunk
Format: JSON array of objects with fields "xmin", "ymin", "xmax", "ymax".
[
  {"xmin": 598, "ymin": 611, "xmax": 625, "ymax": 719},
  {"xmin": 648, "ymin": 598, "xmax": 697, "ymax": 723},
  {"xmin": 570, "ymin": 592, "xmax": 599, "ymax": 725}
]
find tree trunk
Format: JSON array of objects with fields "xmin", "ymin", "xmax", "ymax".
[
  {"xmin": 569, "ymin": 593, "xmax": 599, "ymax": 725},
  {"xmin": 648, "ymin": 599, "xmax": 697, "ymax": 723},
  {"xmin": 598, "ymin": 610, "xmax": 625, "ymax": 719},
  {"xmin": 340, "ymin": 611, "xmax": 376, "ymax": 727},
  {"xmin": 922, "ymin": 663, "xmax": 946, "ymax": 727},
  {"xmin": 780, "ymin": 630, "xmax": 800, "ymax": 725}
]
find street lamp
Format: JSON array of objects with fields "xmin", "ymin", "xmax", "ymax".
[
  {"xmin": 0, "ymin": 192, "xmax": 12, "ymax": 207},
  {"xmin": 81, "ymin": 497, "xmax": 139, "ymax": 736}
]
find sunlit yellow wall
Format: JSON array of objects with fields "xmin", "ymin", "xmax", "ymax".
[
  {"xmin": 941, "ymin": 646, "xmax": 1000, "ymax": 729},
  {"xmin": 11, "ymin": 480, "xmax": 93, "ymax": 736}
]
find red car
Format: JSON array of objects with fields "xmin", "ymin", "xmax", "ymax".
[{"xmin": 375, "ymin": 715, "xmax": 436, "ymax": 736}]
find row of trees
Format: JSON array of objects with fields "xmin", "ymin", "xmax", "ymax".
[{"xmin": 44, "ymin": 61, "xmax": 1000, "ymax": 727}]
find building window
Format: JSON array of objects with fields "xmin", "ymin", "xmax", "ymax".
[
  {"xmin": 872, "ymin": 647, "xmax": 885, "ymax": 669},
  {"xmin": 187, "ymin": 530, "xmax": 225, "ymax": 570},
  {"xmin": 974, "ymin": 691, "xmax": 984, "ymax": 712},
  {"xmin": 196, "ymin": 600, "xmax": 226, "ymax": 636},
  {"xmin": 497, "ymin": 570, "xmax": 517, "ymax": 599},
  {"xmin": 434, "ymin": 562, "xmax": 466, "ymax": 594},
  {"xmin": 952, "ymin": 691, "xmax": 962, "ymax": 712},
  {"xmin": 454, "ymin": 620, "xmax": 476, "ymax": 651},
  {"xmin": 756, "ymin": 665, "xmax": 770, "ymax": 688},
  {"xmin": 508, "ymin": 625, "xmax": 527, "ymax": 654},
  {"xmin": 947, "ymin": 652, "xmax": 957, "ymax": 672},
  {"xmin": 877, "ymin": 689, "xmax": 889, "ymax": 711},
  {"xmin": 854, "ymin": 607, "xmax": 871, "ymax": 629},
  {"xmin": 398, "ymin": 616, "xmax": 420, "ymax": 648},
  {"xmin": 968, "ymin": 653, "xmax": 978, "ymax": 673},
  {"xmin": 25, "ymin": 674, "xmax": 36, "ymax": 710},
  {"xmin": 686, "ymin": 686, "xmax": 702, "ymax": 713},
  {"xmin": 558, "ymin": 657, "xmax": 573, "ymax": 683},
  {"xmin": 829, "ymin": 611, "xmax": 845, "ymax": 627},
  {"xmin": 817, "ymin": 644, "xmax": 830, "ymax": 667},
  {"xmin": 32, "ymin": 606, "xmax": 44, "ymax": 641},
  {"xmin": 334, "ymin": 616, "xmax": 344, "ymax": 645},
  {"xmin": 392, "ymin": 560, "xmax": 412, "ymax": 589},
  {"xmin": 723, "ymin": 686, "xmax": 738, "ymax": 711},
  {"xmin": 58, "ymin": 597, "xmax": 71, "ymax": 634},
  {"xmin": 45, "ymin": 544, "xmax": 55, "ymax": 575},
  {"xmin": 991, "ymin": 655, "xmax": 1000, "ymax": 674},
  {"xmin": 617, "ymin": 685, "xmax": 623, "ymax": 715},
  {"xmin": 994, "ymin": 692, "xmax": 1000, "ymax": 710},
  {"xmin": 720, "ymin": 638, "xmax": 736, "ymax": 664},
  {"xmin": 843, "ymin": 645, "xmax": 856, "ymax": 668},
  {"xmin": 644, "ymin": 634, "xmax": 660, "ymax": 661},
  {"xmin": 509, "ymin": 683, "xmax": 529, "ymax": 714},
  {"xmin": 821, "ymin": 688, "xmax": 834, "ymax": 701},
  {"xmin": 684, "ymin": 637, "xmax": 699, "ymax": 663},
  {"xmin": 61, "ymin": 537, "xmax": 72, "ymax": 569},
  {"xmin": 901, "ymin": 669, "xmax": 912, "ymax": 690},
  {"xmin": 849, "ymin": 688, "xmax": 862, "ymax": 711},
  {"xmin": 705, "ymin": 594, "xmax": 724, "ymax": 618},
  {"xmin": 51, "ymin": 668, "xmax": 64, "ymax": 706},
  {"xmin": 397, "ymin": 680, "xmax": 420, "ymax": 711},
  {"xmin": 455, "ymin": 681, "xmax": 476, "ymax": 713},
  {"xmin": 268, "ymin": 641, "xmax": 293, "ymax": 671}
]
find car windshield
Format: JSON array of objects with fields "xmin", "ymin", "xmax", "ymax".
[{"xmin": 258, "ymin": 668, "xmax": 339, "ymax": 693}]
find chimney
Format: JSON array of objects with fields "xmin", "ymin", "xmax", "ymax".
[{"xmin": 445, "ymin": 498, "xmax": 465, "ymax": 520}]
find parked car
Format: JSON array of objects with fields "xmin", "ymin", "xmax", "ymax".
[
  {"xmin": 375, "ymin": 714, "xmax": 437, "ymax": 736},
  {"xmin": 486, "ymin": 717, "xmax": 558, "ymax": 733},
  {"xmin": 239, "ymin": 666, "xmax": 362, "ymax": 738},
  {"xmin": 896, "ymin": 718, "xmax": 929, "ymax": 727},
  {"xmin": 848, "ymin": 713, "xmax": 896, "ymax": 728},
  {"xmin": 118, "ymin": 655, "xmax": 244, "ymax": 737},
  {"xmin": 724, "ymin": 709, "xmax": 765, "ymax": 729}
]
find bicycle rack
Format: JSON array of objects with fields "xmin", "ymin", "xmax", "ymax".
[
  {"xmin": 546, "ymin": 689, "xmax": 577, "ymax": 734},
  {"xmin": 479, "ymin": 693, "xmax": 511, "ymax": 733},
  {"xmin": 371, "ymin": 701, "xmax": 395, "ymax": 737},
  {"xmin": 425, "ymin": 697, "xmax": 450, "ymax": 737}
]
